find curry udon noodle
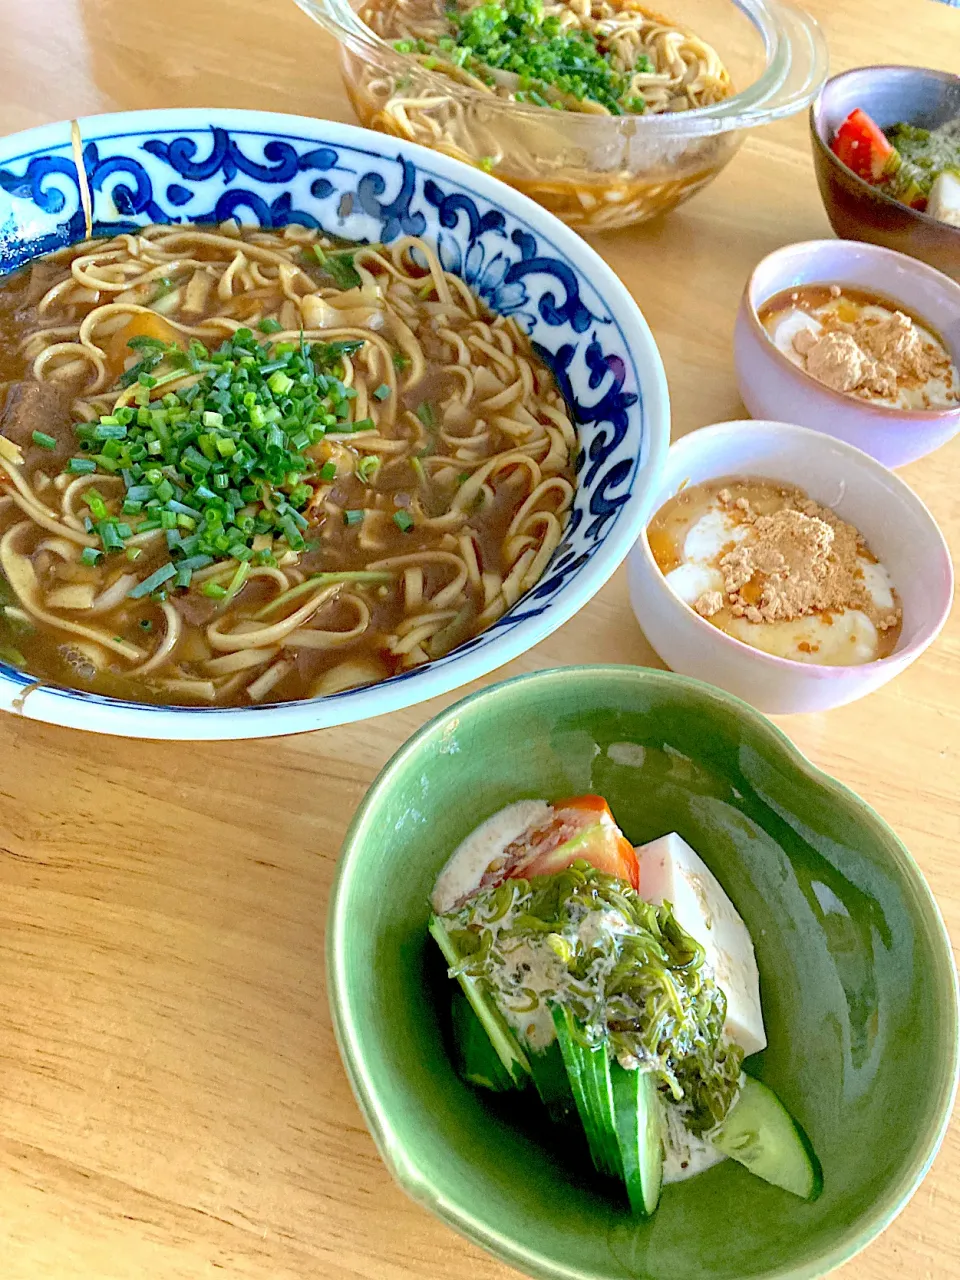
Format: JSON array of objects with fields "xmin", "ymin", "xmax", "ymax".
[
  {"xmin": 0, "ymin": 221, "xmax": 577, "ymax": 708},
  {"xmin": 352, "ymin": 0, "xmax": 732, "ymax": 229}
]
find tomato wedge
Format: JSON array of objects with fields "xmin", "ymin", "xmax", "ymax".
[
  {"xmin": 505, "ymin": 794, "xmax": 639, "ymax": 890},
  {"xmin": 831, "ymin": 109, "xmax": 896, "ymax": 183}
]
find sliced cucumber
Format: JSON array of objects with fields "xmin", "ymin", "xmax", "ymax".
[
  {"xmin": 552, "ymin": 1006, "xmax": 622, "ymax": 1179},
  {"xmin": 552, "ymin": 1005, "xmax": 596, "ymax": 1159},
  {"xmin": 611, "ymin": 1062, "xmax": 663, "ymax": 1216},
  {"xmin": 584, "ymin": 1037, "xmax": 623, "ymax": 1180},
  {"xmin": 429, "ymin": 915, "xmax": 530, "ymax": 1087},
  {"xmin": 528, "ymin": 1039, "xmax": 577, "ymax": 1123},
  {"xmin": 450, "ymin": 989, "xmax": 518, "ymax": 1092},
  {"xmin": 712, "ymin": 1076, "xmax": 823, "ymax": 1201}
]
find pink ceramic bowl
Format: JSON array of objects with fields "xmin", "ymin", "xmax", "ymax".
[
  {"xmin": 627, "ymin": 420, "xmax": 953, "ymax": 715},
  {"xmin": 735, "ymin": 240, "xmax": 960, "ymax": 468}
]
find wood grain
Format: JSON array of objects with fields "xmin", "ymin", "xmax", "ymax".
[{"xmin": 0, "ymin": 1, "xmax": 958, "ymax": 1277}]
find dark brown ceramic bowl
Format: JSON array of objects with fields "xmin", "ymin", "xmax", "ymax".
[{"xmin": 810, "ymin": 65, "xmax": 960, "ymax": 281}]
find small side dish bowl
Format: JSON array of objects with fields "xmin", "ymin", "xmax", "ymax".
[
  {"xmin": 330, "ymin": 665, "xmax": 959, "ymax": 1280},
  {"xmin": 295, "ymin": 0, "xmax": 827, "ymax": 232},
  {"xmin": 734, "ymin": 240, "xmax": 960, "ymax": 468},
  {"xmin": 810, "ymin": 65, "xmax": 960, "ymax": 281},
  {"xmin": 627, "ymin": 420, "xmax": 953, "ymax": 714}
]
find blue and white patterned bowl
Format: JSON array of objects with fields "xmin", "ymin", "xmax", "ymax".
[{"xmin": 0, "ymin": 110, "xmax": 669, "ymax": 740}]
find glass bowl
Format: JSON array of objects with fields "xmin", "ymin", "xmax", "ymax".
[{"xmin": 294, "ymin": 0, "xmax": 828, "ymax": 232}]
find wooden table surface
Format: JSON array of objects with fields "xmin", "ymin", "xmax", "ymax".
[{"xmin": 0, "ymin": 1, "xmax": 958, "ymax": 1277}]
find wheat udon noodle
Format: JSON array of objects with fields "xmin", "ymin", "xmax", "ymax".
[
  {"xmin": 0, "ymin": 221, "xmax": 577, "ymax": 707},
  {"xmin": 351, "ymin": 0, "xmax": 731, "ymax": 229}
]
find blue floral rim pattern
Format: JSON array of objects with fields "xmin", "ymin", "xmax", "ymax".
[{"xmin": 0, "ymin": 114, "xmax": 660, "ymax": 719}]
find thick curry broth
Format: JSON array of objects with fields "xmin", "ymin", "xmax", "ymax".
[{"xmin": 0, "ymin": 224, "xmax": 576, "ymax": 705}]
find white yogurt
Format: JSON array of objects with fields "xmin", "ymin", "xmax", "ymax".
[
  {"xmin": 664, "ymin": 499, "xmax": 896, "ymax": 665},
  {"xmin": 769, "ymin": 300, "xmax": 958, "ymax": 411}
]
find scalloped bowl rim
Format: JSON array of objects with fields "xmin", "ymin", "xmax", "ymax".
[
  {"xmin": 634, "ymin": 420, "xmax": 954, "ymax": 679},
  {"xmin": 810, "ymin": 64, "xmax": 960, "ymax": 241},
  {"xmin": 329, "ymin": 664, "xmax": 960, "ymax": 1280},
  {"xmin": 0, "ymin": 107, "xmax": 670, "ymax": 740}
]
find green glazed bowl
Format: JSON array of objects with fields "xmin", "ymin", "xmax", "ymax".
[{"xmin": 330, "ymin": 667, "xmax": 959, "ymax": 1280}]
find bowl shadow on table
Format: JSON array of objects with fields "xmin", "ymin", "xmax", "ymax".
[{"xmin": 339, "ymin": 670, "xmax": 957, "ymax": 1280}]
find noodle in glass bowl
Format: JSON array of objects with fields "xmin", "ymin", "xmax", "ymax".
[
  {"xmin": 0, "ymin": 109, "xmax": 668, "ymax": 739},
  {"xmin": 294, "ymin": 0, "xmax": 828, "ymax": 232}
]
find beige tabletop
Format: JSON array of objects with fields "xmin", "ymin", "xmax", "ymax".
[{"xmin": 0, "ymin": 1, "xmax": 958, "ymax": 1277}]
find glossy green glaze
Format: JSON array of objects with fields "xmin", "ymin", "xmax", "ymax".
[{"xmin": 330, "ymin": 667, "xmax": 959, "ymax": 1280}]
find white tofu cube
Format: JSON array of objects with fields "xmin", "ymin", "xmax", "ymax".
[
  {"xmin": 637, "ymin": 833, "xmax": 767, "ymax": 1058},
  {"xmin": 927, "ymin": 171, "xmax": 960, "ymax": 228}
]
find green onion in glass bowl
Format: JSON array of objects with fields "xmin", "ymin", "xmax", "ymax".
[{"xmin": 294, "ymin": 0, "xmax": 828, "ymax": 231}]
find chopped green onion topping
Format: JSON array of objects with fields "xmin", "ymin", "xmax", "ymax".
[
  {"xmin": 372, "ymin": 383, "xmax": 391, "ymax": 401},
  {"xmin": 60, "ymin": 328, "xmax": 370, "ymax": 568},
  {"xmin": 413, "ymin": 0, "xmax": 654, "ymax": 115},
  {"xmin": 128, "ymin": 562, "xmax": 177, "ymax": 599},
  {"xmin": 343, "ymin": 509, "xmax": 365, "ymax": 526},
  {"xmin": 321, "ymin": 252, "xmax": 362, "ymax": 290},
  {"xmin": 220, "ymin": 559, "xmax": 251, "ymax": 607},
  {"xmin": 31, "ymin": 430, "xmax": 57, "ymax": 450},
  {"xmin": 79, "ymin": 547, "xmax": 102, "ymax": 566},
  {"xmin": 393, "ymin": 509, "xmax": 415, "ymax": 532}
]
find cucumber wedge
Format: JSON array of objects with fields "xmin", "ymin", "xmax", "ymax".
[
  {"xmin": 429, "ymin": 915, "xmax": 530, "ymax": 1087},
  {"xmin": 712, "ymin": 1076, "xmax": 823, "ymax": 1201},
  {"xmin": 552, "ymin": 1006, "xmax": 622, "ymax": 1179},
  {"xmin": 584, "ymin": 1040, "xmax": 623, "ymax": 1180},
  {"xmin": 450, "ymin": 989, "xmax": 518, "ymax": 1092},
  {"xmin": 528, "ymin": 1039, "xmax": 577, "ymax": 1123},
  {"xmin": 611, "ymin": 1062, "xmax": 663, "ymax": 1216}
]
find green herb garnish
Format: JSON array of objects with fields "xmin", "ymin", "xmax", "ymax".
[
  {"xmin": 64, "ymin": 329, "xmax": 370, "ymax": 590},
  {"xmin": 128, "ymin": 562, "xmax": 177, "ymax": 600},
  {"xmin": 322, "ymin": 251, "xmax": 362, "ymax": 290},
  {"xmin": 405, "ymin": 0, "xmax": 655, "ymax": 116},
  {"xmin": 0, "ymin": 644, "xmax": 26, "ymax": 669},
  {"xmin": 439, "ymin": 863, "xmax": 743, "ymax": 1133}
]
